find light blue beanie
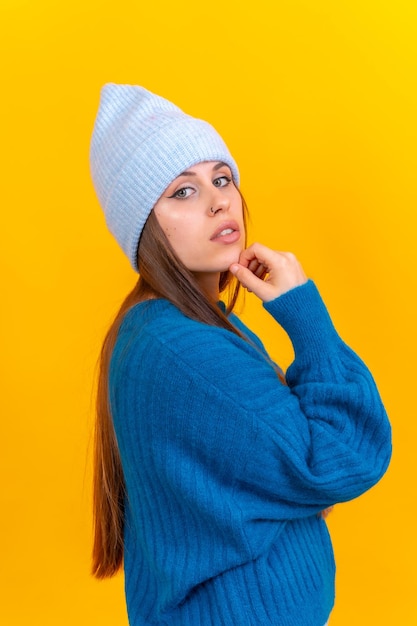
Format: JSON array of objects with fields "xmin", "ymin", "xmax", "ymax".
[{"xmin": 90, "ymin": 83, "xmax": 240, "ymax": 271}]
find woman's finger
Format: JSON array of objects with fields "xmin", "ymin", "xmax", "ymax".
[
  {"xmin": 229, "ymin": 263, "xmax": 274, "ymax": 300},
  {"xmin": 230, "ymin": 243, "xmax": 308, "ymax": 302}
]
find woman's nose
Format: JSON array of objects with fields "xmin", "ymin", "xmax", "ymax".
[{"xmin": 208, "ymin": 189, "xmax": 230, "ymax": 216}]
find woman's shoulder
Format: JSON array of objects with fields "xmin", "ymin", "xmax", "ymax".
[
  {"xmin": 120, "ymin": 298, "xmax": 250, "ymax": 337},
  {"xmin": 120, "ymin": 298, "xmax": 183, "ymax": 332},
  {"xmin": 114, "ymin": 298, "xmax": 268, "ymax": 370},
  {"xmin": 120, "ymin": 298, "xmax": 225, "ymax": 336}
]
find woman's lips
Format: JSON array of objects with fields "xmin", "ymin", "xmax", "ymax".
[{"xmin": 210, "ymin": 221, "xmax": 241, "ymax": 244}]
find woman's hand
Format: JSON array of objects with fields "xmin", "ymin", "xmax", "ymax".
[{"xmin": 229, "ymin": 243, "xmax": 308, "ymax": 302}]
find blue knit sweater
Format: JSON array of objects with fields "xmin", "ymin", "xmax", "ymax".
[{"xmin": 109, "ymin": 281, "xmax": 391, "ymax": 626}]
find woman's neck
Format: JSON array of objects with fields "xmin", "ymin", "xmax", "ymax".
[{"xmin": 192, "ymin": 272, "xmax": 221, "ymax": 303}]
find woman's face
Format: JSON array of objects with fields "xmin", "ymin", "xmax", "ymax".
[{"xmin": 153, "ymin": 161, "xmax": 245, "ymax": 291}]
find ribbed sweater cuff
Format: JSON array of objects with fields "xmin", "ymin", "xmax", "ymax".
[{"xmin": 263, "ymin": 280, "xmax": 341, "ymax": 359}]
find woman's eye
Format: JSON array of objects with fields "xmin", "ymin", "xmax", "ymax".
[
  {"xmin": 171, "ymin": 187, "xmax": 193, "ymax": 199},
  {"xmin": 213, "ymin": 175, "xmax": 231, "ymax": 188}
]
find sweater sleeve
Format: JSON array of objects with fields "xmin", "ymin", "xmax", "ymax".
[{"xmin": 249, "ymin": 279, "xmax": 392, "ymax": 511}]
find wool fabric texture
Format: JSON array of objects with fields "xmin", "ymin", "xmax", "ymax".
[
  {"xmin": 89, "ymin": 84, "xmax": 239, "ymax": 270},
  {"xmin": 109, "ymin": 280, "xmax": 392, "ymax": 625}
]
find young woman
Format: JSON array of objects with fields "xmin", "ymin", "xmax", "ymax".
[{"xmin": 89, "ymin": 84, "xmax": 391, "ymax": 626}]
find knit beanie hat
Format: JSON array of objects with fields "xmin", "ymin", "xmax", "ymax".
[{"xmin": 90, "ymin": 83, "xmax": 240, "ymax": 271}]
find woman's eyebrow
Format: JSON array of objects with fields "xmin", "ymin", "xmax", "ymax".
[
  {"xmin": 177, "ymin": 170, "xmax": 196, "ymax": 177},
  {"xmin": 212, "ymin": 161, "xmax": 229, "ymax": 171}
]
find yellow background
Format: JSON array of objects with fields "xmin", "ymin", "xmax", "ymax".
[{"xmin": 1, "ymin": 0, "xmax": 416, "ymax": 624}]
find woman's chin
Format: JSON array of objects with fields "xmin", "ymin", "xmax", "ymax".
[{"xmin": 225, "ymin": 247, "xmax": 244, "ymax": 270}]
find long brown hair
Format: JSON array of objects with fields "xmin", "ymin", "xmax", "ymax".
[{"xmin": 92, "ymin": 198, "xmax": 249, "ymax": 579}]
